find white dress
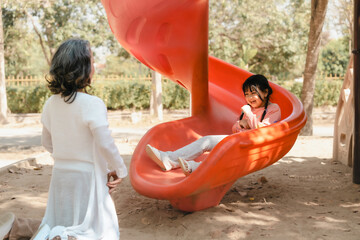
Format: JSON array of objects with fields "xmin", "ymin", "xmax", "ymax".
[{"xmin": 40, "ymin": 92, "xmax": 127, "ymax": 240}]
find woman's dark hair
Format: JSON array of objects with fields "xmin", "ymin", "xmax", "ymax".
[
  {"xmin": 46, "ymin": 38, "xmax": 92, "ymax": 103},
  {"xmin": 240, "ymin": 74, "xmax": 273, "ymax": 122}
]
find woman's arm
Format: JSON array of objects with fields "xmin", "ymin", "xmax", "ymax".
[
  {"xmin": 41, "ymin": 126, "xmax": 53, "ymax": 153},
  {"xmin": 92, "ymin": 126, "xmax": 128, "ymax": 179}
]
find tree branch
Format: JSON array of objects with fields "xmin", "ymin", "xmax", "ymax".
[{"xmin": 25, "ymin": 10, "xmax": 51, "ymax": 66}]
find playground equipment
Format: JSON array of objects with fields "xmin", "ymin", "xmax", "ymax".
[
  {"xmin": 333, "ymin": 56, "xmax": 354, "ymax": 167},
  {"xmin": 101, "ymin": 0, "xmax": 307, "ymax": 211}
]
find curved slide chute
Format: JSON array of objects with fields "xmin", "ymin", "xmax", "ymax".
[{"xmin": 101, "ymin": 0, "xmax": 306, "ymax": 212}]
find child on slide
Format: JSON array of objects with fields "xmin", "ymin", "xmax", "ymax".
[{"xmin": 146, "ymin": 74, "xmax": 281, "ymax": 176}]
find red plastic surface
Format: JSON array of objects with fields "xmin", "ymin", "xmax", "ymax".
[{"xmin": 101, "ymin": 0, "xmax": 307, "ymax": 212}]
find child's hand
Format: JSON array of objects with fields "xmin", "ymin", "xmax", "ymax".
[
  {"xmin": 238, "ymin": 119, "xmax": 250, "ymax": 129},
  {"xmin": 232, "ymin": 119, "xmax": 250, "ymax": 133},
  {"xmin": 107, "ymin": 171, "xmax": 123, "ymax": 194},
  {"xmin": 241, "ymin": 104, "xmax": 252, "ymax": 114}
]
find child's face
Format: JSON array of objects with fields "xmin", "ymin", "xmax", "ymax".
[{"xmin": 244, "ymin": 86, "xmax": 268, "ymax": 108}]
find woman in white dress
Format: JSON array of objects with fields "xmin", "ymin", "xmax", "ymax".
[{"xmin": 26, "ymin": 38, "xmax": 127, "ymax": 240}]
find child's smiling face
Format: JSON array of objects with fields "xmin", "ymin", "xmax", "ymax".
[{"xmin": 244, "ymin": 86, "xmax": 268, "ymax": 108}]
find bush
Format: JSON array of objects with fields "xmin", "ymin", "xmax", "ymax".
[
  {"xmin": 89, "ymin": 81, "xmax": 152, "ymax": 110},
  {"xmin": 278, "ymin": 79, "xmax": 342, "ymax": 107},
  {"xmin": 162, "ymin": 80, "xmax": 190, "ymax": 109},
  {"xmin": 319, "ymin": 37, "xmax": 350, "ymax": 77},
  {"xmin": 6, "ymin": 80, "xmax": 190, "ymax": 113},
  {"xmin": 6, "ymin": 79, "xmax": 341, "ymax": 113},
  {"xmin": 6, "ymin": 85, "xmax": 51, "ymax": 113}
]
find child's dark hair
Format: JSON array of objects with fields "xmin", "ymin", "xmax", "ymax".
[
  {"xmin": 242, "ymin": 74, "xmax": 273, "ymax": 99},
  {"xmin": 46, "ymin": 38, "xmax": 92, "ymax": 103},
  {"xmin": 240, "ymin": 74, "xmax": 273, "ymax": 121}
]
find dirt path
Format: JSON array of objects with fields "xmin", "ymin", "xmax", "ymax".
[{"xmin": 1, "ymin": 107, "xmax": 360, "ymax": 240}]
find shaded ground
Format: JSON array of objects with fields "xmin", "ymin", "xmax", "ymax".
[{"xmin": 1, "ymin": 107, "xmax": 360, "ymax": 240}]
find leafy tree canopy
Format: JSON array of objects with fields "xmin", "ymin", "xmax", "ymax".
[
  {"xmin": 209, "ymin": 0, "xmax": 311, "ymax": 79},
  {"xmin": 319, "ymin": 37, "xmax": 350, "ymax": 76},
  {"xmin": 2, "ymin": 0, "xmax": 128, "ymax": 77},
  {"xmin": 2, "ymin": 0, "xmax": 337, "ymax": 81}
]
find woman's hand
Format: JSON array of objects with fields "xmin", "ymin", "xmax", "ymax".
[{"xmin": 107, "ymin": 171, "xmax": 123, "ymax": 194}]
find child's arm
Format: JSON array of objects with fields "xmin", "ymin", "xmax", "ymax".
[
  {"xmin": 241, "ymin": 105, "xmax": 258, "ymax": 129},
  {"xmin": 232, "ymin": 121, "xmax": 241, "ymax": 133},
  {"xmin": 257, "ymin": 108, "xmax": 281, "ymax": 127},
  {"xmin": 242, "ymin": 104, "xmax": 281, "ymax": 129},
  {"xmin": 232, "ymin": 119, "xmax": 250, "ymax": 133}
]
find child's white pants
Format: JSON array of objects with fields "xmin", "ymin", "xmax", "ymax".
[{"xmin": 162, "ymin": 135, "xmax": 228, "ymax": 169}]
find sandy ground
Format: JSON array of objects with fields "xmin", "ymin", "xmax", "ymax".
[{"xmin": 1, "ymin": 107, "xmax": 360, "ymax": 240}]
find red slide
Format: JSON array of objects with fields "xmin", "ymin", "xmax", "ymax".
[{"xmin": 101, "ymin": 0, "xmax": 306, "ymax": 212}]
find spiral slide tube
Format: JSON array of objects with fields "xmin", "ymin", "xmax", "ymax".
[{"xmin": 101, "ymin": 0, "xmax": 306, "ymax": 212}]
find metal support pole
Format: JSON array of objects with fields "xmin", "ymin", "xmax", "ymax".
[{"xmin": 353, "ymin": 0, "xmax": 360, "ymax": 184}]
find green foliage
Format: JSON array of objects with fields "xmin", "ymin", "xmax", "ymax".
[
  {"xmin": 238, "ymin": 45, "xmax": 257, "ymax": 70},
  {"xmin": 319, "ymin": 37, "xmax": 350, "ymax": 76},
  {"xmin": 6, "ymin": 78, "xmax": 341, "ymax": 114},
  {"xmin": 278, "ymin": 79, "xmax": 343, "ymax": 107},
  {"xmin": 209, "ymin": 0, "xmax": 310, "ymax": 78},
  {"xmin": 99, "ymin": 55, "xmax": 151, "ymax": 77},
  {"xmin": 91, "ymin": 80, "xmax": 189, "ymax": 110},
  {"xmin": 2, "ymin": 6, "xmax": 48, "ymax": 76},
  {"xmin": 6, "ymin": 80, "xmax": 190, "ymax": 113},
  {"xmin": 27, "ymin": 0, "xmax": 117, "ymax": 52},
  {"xmin": 2, "ymin": 0, "xmax": 123, "ymax": 76},
  {"xmin": 313, "ymin": 80, "xmax": 342, "ymax": 106},
  {"xmin": 89, "ymin": 81, "xmax": 152, "ymax": 110},
  {"xmin": 332, "ymin": 0, "xmax": 353, "ymax": 40},
  {"xmin": 162, "ymin": 81, "xmax": 190, "ymax": 109},
  {"xmin": 2, "ymin": 0, "xmax": 339, "ymax": 84},
  {"xmin": 6, "ymin": 85, "xmax": 51, "ymax": 113}
]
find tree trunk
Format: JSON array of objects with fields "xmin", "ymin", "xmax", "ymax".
[
  {"xmin": 150, "ymin": 70, "xmax": 163, "ymax": 121},
  {"xmin": 26, "ymin": 10, "xmax": 51, "ymax": 66},
  {"xmin": 300, "ymin": 0, "xmax": 329, "ymax": 135},
  {"xmin": 0, "ymin": 7, "xmax": 8, "ymax": 124}
]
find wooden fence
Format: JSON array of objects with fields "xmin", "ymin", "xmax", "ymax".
[
  {"xmin": 318, "ymin": 73, "xmax": 345, "ymax": 81},
  {"xmin": 5, "ymin": 73, "xmax": 344, "ymax": 87},
  {"xmin": 5, "ymin": 74, "xmax": 153, "ymax": 87},
  {"xmin": 6, "ymin": 76, "xmax": 45, "ymax": 86}
]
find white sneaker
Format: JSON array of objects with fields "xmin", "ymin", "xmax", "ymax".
[
  {"xmin": 178, "ymin": 157, "xmax": 192, "ymax": 176},
  {"xmin": 178, "ymin": 158, "xmax": 201, "ymax": 176},
  {"xmin": 0, "ymin": 212, "xmax": 15, "ymax": 240},
  {"xmin": 145, "ymin": 144, "xmax": 179, "ymax": 171},
  {"xmin": 145, "ymin": 144, "xmax": 171, "ymax": 171}
]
